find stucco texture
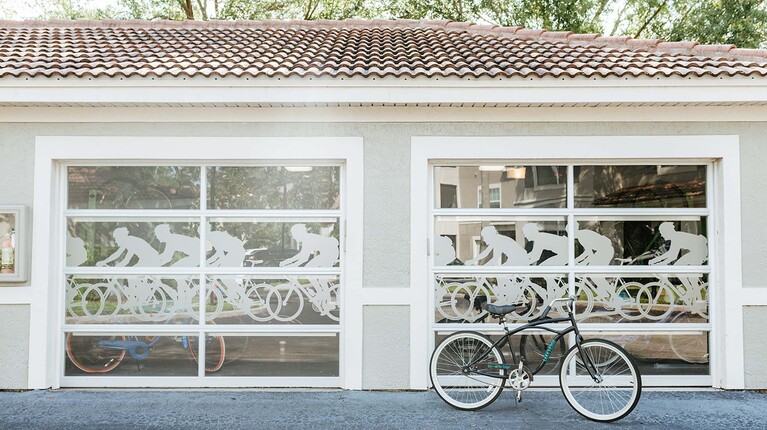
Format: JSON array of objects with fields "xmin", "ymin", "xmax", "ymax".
[
  {"xmin": 0, "ymin": 305, "xmax": 29, "ymax": 388},
  {"xmin": 743, "ymin": 306, "xmax": 767, "ymax": 389},
  {"xmin": 362, "ymin": 305, "xmax": 410, "ymax": 389},
  {"xmin": 0, "ymin": 120, "xmax": 766, "ymax": 389}
]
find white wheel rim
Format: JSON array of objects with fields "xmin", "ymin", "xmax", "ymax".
[
  {"xmin": 430, "ymin": 333, "xmax": 504, "ymax": 410},
  {"xmin": 560, "ymin": 341, "xmax": 639, "ymax": 421}
]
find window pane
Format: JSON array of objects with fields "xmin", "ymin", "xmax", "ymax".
[
  {"xmin": 575, "ymin": 165, "xmax": 706, "ymax": 208},
  {"xmin": 581, "ymin": 332, "xmax": 709, "ymax": 376},
  {"xmin": 575, "ymin": 218, "xmax": 708, "ymax": 266},
  {"xmin": 208, "ymin": 166, "xmax": 340, "ymax": 210},
  {"xmin": 64, "ymin": 333, "xmax": 199, "ymax": 376},
  {"xmin": 575, "ymin": 274, "xmax": 708, "ymax": 323},
  {"xmin": 68, "ymin": 166, "xmax": 200, "ymax": 210},
  {"xmin": 206, "ymin": 334, "xmax": 339, "ymax": 377},
  {"xmin": 66, "ymin": 275, "xmax": 200, "ymax": 324},
  {"xmin": 208, "ymin": 219, "xmax": 340, "ymax": 268},
  {"xmin": 206, "ymin": 276, "xmax": 340, "ymax": 325},
  {"xmin": 435, "ymin": 274, "xmax": 569, "ymax": 323},
  {"xmin": 67, "ymin": 219, "xmax": 200, "ymax": 268},
  {"xmin": 0, "ymin": 212, "xmax": 17, "ymax": 274},
  {"xmin": 435, "ymin": 217, "xmax": 567, "ymax": 266},
  {"xmin": 434, "ymin": 165, "xmax": 567, "ymax": 209}
]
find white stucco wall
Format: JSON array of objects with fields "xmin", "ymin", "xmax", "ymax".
[
  {"xmin": 0, "ymin": 305, "xmax": 30, "ymax": 388},
  {"xmin": 363, "ymin": 305, "xmax": 410, "ymax": 389},
  {"xmin": 0, "ymin": 119, "xmax": 765, "ymax": 389},
  {"xmin": 743, "ymin": 306, "xmax": 767, "ymax": 389}
]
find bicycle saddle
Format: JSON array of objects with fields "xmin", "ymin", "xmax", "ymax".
[{"xmin": 484, "ymin": 302, "xmax": 523, "ymax": 316}]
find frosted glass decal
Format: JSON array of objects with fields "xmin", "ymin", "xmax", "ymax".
[
  {"xmin": 155, "ymin": 224, "xmax": 200, "ymax": 267},
  {"xmin": 523, "ymin": 223, "xmax": 568, "ymax": 266},
  {"xmin": 466, "ymin": 226, "xmax": 529, "ymax": 266},
  {"xmin": 574, "ymin": 228, "xmax": 615, "ymax": 266},
  {"xmin": 96, "ymin": 227, "xmax": 164, "ymax": 267},
  {"xmin": 649, "ymin": 222, "xmax": 708, "ymax": 266},
  {"xmin": 280, "ymin": 223, "xmax": 339, "ymax": 268},
  {"xmin": 435, "ymin": 275, "xmax": 568, "ymax": 323},
  {"xmin": 434, "ymin": 235, "xmax": 457, "ymax": 266},
  {"xmin": 207, "ymin": 276, "xmax": 340, "ymax": 323},
  {"xmin": 66, "ymin": 276, "xmax": 200, "ymax": 324},
  {"xmin": 66, "ymin": 235, "xmax": 87, "ymax": 267},
  {"xmin": 206, "ymin": 225, "xmax": 246, "ymax": 267},
  {"xmin": 574, "ymin": 275, "xmax": 708, "ymax": 322}
]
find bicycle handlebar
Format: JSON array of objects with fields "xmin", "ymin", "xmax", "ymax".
[{"xmin": 532, "ymin": 295, "xmax": 576, "ymax": 322}]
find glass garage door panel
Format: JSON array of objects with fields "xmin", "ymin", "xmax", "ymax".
[
  {"xmin": 206, "ymin": 276, "xmax": 340, "ymax": 325},
  {"xmin": 62, "ymin": 163, "xmax": 344, "ymax": 385},
  {"xmin": 205, "ymin": 334, "xmax": 340, "ymax": 377},
  {"xmin": 65, "ymin": 275, "xmax": 200, "ymax": 325},
  {"xmin": 434, "ymin": 274, "xmax": 569, "ymax": 324},
  {"xmin": 68, "ymin": 166, "xmax": 201, "ymax": 210},
  {"xmin": 207, "ymin": 166, "xmax": 340, "ymax": 210},
  {"xmin": 431, "ymin": 163, "xmax": 712, "ymax": 383},
  {"xmin": 64, "ymin": 333, "xmax": 199, "ymax": 377}
]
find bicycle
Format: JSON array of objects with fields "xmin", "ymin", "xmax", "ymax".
[
  {"xmin": 429, "ymin": 296, "xmax": 642, "ymax": 422},
  {"xmin": 65, "ymin": 331, "xmax": 225, "ymax": 374}
]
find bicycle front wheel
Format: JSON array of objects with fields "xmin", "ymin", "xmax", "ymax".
[
  {"xmin": 188, "ymin": 335, "xmax": 226, "ymax": 373},
  {"xmin": 559, "ymin": 339, "xmax": 642, "ymax": 422},
  {"xmin": 430, "ymin": 331, "xmax": 506, "ymax": 411}
]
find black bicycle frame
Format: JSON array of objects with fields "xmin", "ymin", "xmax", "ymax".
[{"xmin": 465, "ymin": 303, "xmax": 600, "ymax": 381}]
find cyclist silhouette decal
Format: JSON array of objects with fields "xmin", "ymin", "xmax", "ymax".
[
  {"xmin": 278, "ymin": 224, "xmax": 340, "ymax": 319},
  {"xmin": 155, "ymin": 224, "xmax": 200, "ymax": 267},
  {"xmin": 66, "ymin": 235, "xmax": 88, "ymax": 267},
  {"xmin": 280, "ymin": 224, "xmax": 339, "ymax": 268},
  {"xmin": 206, "ymin": 224, "xmax": 247, "ymax": 301},
  {"xmin": 97, "ymin": 227, "xmax": 163, "ymax": 267},
  {"xmin": 575, "ymin": 227, "xmax": 615, "ymax": 302},
  {"xmin": 464, "ymin": 226, "xmax": 532, "ymax": 306},
  {"xmin": 434, "ymin": 235, "xmax": 456, "ymax": 266},
  {"xmin": 649, "ymin": 222, "xmax": 708, "ymax": 313}
]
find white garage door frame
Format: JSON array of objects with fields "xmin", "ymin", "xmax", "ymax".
[
  {"xmin": 410, "ymin": 135, "xmax": 744, "ymax": 390},
  {"xmin": 29, "ymin": 136, "xmax": 364, "ymax": 389}
]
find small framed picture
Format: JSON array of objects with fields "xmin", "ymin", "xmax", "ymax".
[{"xmin": 0, "ymin": 205, "xmax": 26, "ymax": 282}]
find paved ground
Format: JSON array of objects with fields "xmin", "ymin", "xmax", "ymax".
[{"xmin": 0, "ymin": 389, "xmax": 765, "ymax": 429}]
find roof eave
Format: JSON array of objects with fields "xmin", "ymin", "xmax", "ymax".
[{"xmin": 1, "ymin": 77, "xmax": 767, "ymax": 106}]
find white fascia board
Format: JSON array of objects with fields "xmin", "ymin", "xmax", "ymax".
[
  {"xmin": 1, "ymin": 77, "xmax": 767, "ymax": 105},
  {"xmin": 2, "ymin": 105, "xmax": 767, "ymax": 123}
]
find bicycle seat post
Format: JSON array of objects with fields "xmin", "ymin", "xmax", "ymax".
[{"xmin": 499, "ymin": 315, "xmax": 509, "ymax": 332}]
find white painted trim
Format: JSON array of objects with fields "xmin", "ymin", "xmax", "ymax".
[
  {"xmin": 60, "ymin": 376, "xmax": 341, "ymax": 388},
  {"xmin": 741, "ymin": 289, "xmax": 767, "ymax": 306},
  {"xmin": 410, "ymin": 135, "xmax": 743, "ymax": 390},
  {"xmin": 30, "ymin": 136, "xmax": 364, "ymax": 390},
  {"xmin": 2, "ymin": 106, "xmax": 767, "ymax": 123},
  {"xmin": 410, "ymin": 147, "xmax": 430, "ymax": 390},
  {"xmin": 2, "ymin": 81, "xmax": 767, "ymax": 106},
  {"xmin": 0, "ymin": 287, "xmax": 34, "ymax": 304}
]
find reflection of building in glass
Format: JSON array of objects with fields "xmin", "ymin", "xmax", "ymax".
[{"xmin": 435, "ymin": 165, "xmax": 707, "ymax": 264}]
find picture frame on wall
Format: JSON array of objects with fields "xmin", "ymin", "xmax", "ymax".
[{"xmin": 0, "ymin": 205, "xmax": 26, "ymax": 282}]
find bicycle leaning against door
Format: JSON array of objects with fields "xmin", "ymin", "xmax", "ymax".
[{"xmin": 429, "ymin": 296, "xmax": 642, "ymax": 422}]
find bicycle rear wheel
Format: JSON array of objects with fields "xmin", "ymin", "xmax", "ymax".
[
  {"xmin": 430, "ymin": 331, "xmax": 506, "ymax": 411},
  {"xmin": 559, "ymin": 339, "xmax": 642, "ymax": 422}
]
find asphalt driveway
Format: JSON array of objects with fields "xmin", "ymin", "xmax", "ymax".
[{"xmin": 0, "ymin": 389, "xmax": 764, "ymax": 429}]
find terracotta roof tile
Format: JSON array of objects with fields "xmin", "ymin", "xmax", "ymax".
[{"xmin": 0, "ymin": 19, "xmax": 766, "ymax": 80}]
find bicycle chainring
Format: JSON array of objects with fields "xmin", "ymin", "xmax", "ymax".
[{"xmin": 508, "ymin": 366, "xmax": 533, "ymax": 391}]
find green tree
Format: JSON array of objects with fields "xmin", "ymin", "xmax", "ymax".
[{"xmin": 27, "ymin": 0, "xmax": 767, "ymax": 48}]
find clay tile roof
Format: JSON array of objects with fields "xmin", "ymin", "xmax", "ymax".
[{"xmin": 0, "ymin": 18, "xmax": 766, "ymax": 80}]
